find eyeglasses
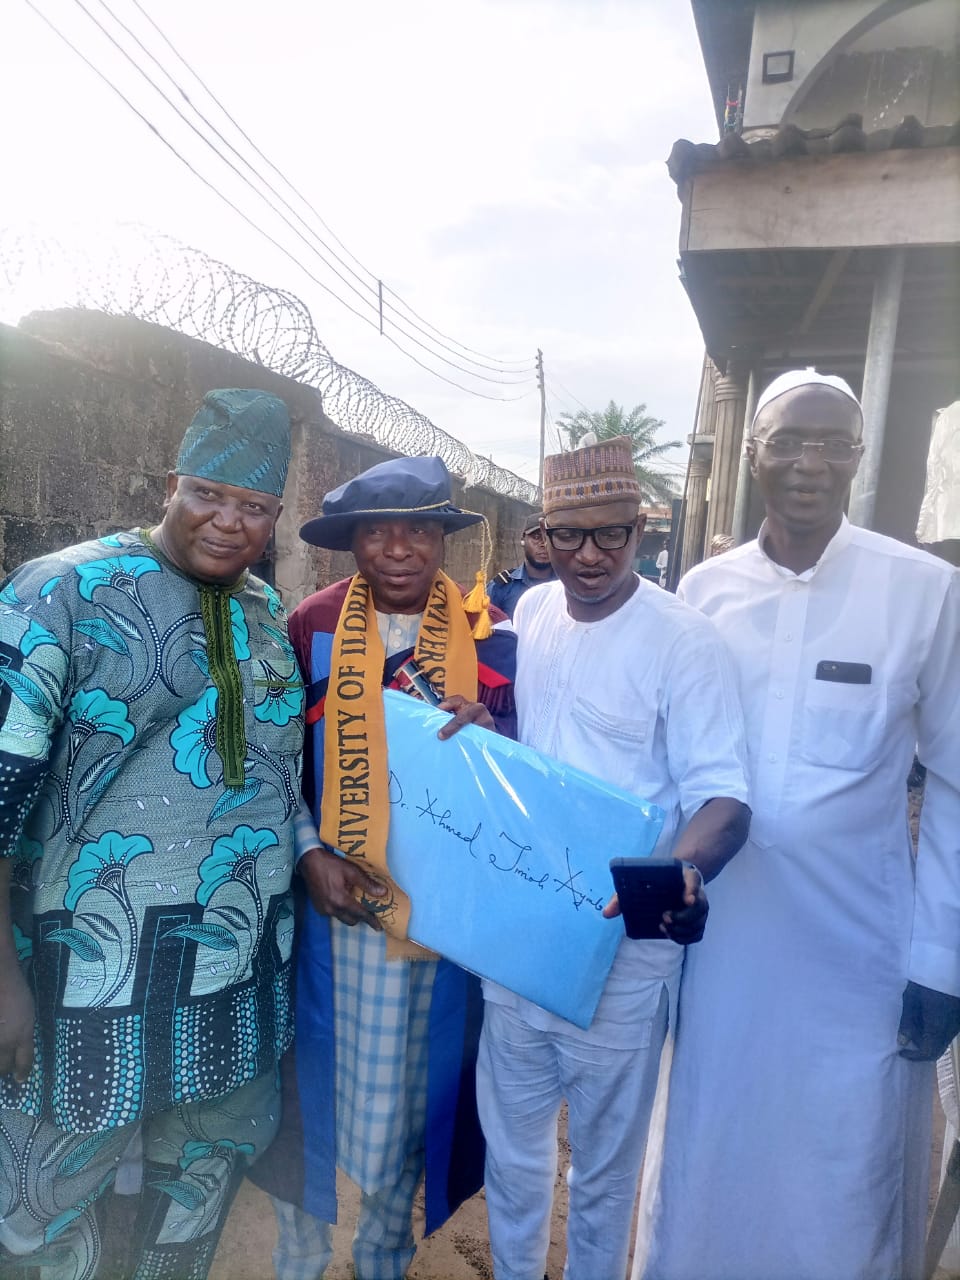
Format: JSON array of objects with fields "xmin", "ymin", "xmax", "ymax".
[
  {"xmin": 543, "ymin": 522, "xmax": 636, "ymax": 551},
  {"xmin": 754, "ymin": 437, "xmax": 864, "ymax": 464}
]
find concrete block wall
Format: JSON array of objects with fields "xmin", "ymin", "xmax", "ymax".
[{"xmin": 0, "ymin": 310, "xmax": 535, "ymax": 605}]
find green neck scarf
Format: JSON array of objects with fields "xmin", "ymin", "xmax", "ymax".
[{"xmin": 141, "ymin": 529, "xmax": 247, "ymax": 788}]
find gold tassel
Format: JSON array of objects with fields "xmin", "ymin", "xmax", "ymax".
[
  {"xmin": 464, "ymin": 570, "xmax": 493, "ymax": 638},
  {"xmin": 461, "ymin": 512, "xmax": 494, "ymax": 639}
]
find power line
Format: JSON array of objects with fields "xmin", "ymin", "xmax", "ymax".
[
  {"xmin": 380, "ymin": 283, "xmax": 532, "ymax": 369},
  {"xmin": 67, "ymin": 0, "xmax": 535, "ymax": 389},
  {"xmin": 545, "ymin": 387, "xmax": 574, "ymax": 440},
  {"xmin": 545, "ymin": 384, "xmax": 576, "ymax": 418},
  {"xmin": 545, "ymin": 379, "xmax": 589, "ymax": 423},
  {"xmin": 2, "ymin": 223, "xmax": 543, "ymax": 501},
  {"xmin": 23, "ymin": 0, "xmax": 531, "ymax": 402},
  {"xmin": 119, "ymin": 0, "xmax": 534, "ymax": 373},
  {"xmin": 548, "ymin": 369, "xmax": 593, "ymax": 415},
  {"xmin": 380, "ymin": 332, "xmax": 534, "ymax": 402},
  {"xmin": 18, "ymin": 0, "xmax": 368, "ymax": 336},
  {"xmin": 101, "ymin": 0, "xmax": 381, "ymax": 309}
]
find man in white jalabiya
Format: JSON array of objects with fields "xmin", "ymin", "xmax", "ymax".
[
  {"xmin": 637, "ymin": 369, "xmax": 960, "ymax": 1280},
  {"xmin": 477, "ymin": 434, "xmax": 751, "ymax": 1280}
]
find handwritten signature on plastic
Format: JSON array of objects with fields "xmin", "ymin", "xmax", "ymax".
[{"xmin": 390, "ymin": 774, "xmax": 604, "ymax": 913}]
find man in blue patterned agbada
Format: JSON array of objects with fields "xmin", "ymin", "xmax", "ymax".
[{"xmin": 0, "ymin": 388, "xmax": 303, "ymax": 1280}]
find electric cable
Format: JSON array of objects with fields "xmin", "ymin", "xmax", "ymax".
[
  {"xmin": 23, "ymin": 0, "xmax": 531, "ymax": 401},
  {"xmin": 545, "ymin": 387, "xmax": 574, "ymax": 439},
  {"xmin": 70, "ymin": 0, "xmax": 534, "ymax": 388},
  {"xmin": 120, "ymin": 0, "xmax": 534, "ymax": 372},
  {"xmin": 547, "ymin": 373, "xmax": 593, "ymax": 414}
]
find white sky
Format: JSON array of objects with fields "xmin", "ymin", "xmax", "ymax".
[{"xmin": 1, "ymin": 0, "xmax": 719, "ymax": 489}]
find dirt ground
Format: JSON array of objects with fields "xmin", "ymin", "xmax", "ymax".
[
  {"xmin": 209, "ymin": 783, "xmax": 960, "ymax": 1279},
  {"xmin": 210, "ymin": 1114, "xmax": 573, "ymax": 1280},
  {"xmin": 209, "ymin": 1100, "xmax": 957, "ymax": 1280}
]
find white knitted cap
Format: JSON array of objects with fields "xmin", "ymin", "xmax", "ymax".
[{"xmin": 752, "ymin": 367, "xmax": 862, "ymax": 430}]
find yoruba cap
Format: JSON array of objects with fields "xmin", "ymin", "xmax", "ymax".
[
  {"xmin": 300, "ymin": 455, "xmax": 483, "ymax": 551},
  {"xmin": 753, "ymin": 368, "xmax": 862, "ymax": 430},
  {"xmin": 176, "ymin": 389, "xmax": 291, "ymax": 497},
  {"xmin": 542, "ymin": 435, "xmax": 641, "ymax": 515}
]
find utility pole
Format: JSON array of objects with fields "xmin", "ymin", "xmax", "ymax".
[{"xmin": 536, "ymin": 348, "xmax": 546, "ymax": 492}]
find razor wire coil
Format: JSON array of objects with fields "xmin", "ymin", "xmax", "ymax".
[{"xmin": 0, "ymin": 225, "xmax": 540, "ymax": 504}]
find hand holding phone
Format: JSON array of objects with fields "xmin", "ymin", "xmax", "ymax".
[{"xmin": 609, "ymin": 857, "xmax": 686, "ymax": 940}]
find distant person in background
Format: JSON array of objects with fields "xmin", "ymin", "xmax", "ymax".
[
  {"xmin": 656, "ymin": 538, "xmax": 669, "ymax": 586},
  {"xmin": 487, "ymin": 514, "xmax": 555, "ymax": 619},
  {"xmin": 637, "ymin": 550, "xmax": 660, "ymax": 584}
]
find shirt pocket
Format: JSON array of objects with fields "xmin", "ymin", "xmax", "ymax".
[
  {"xmin": 799, "ymin": 678, "xmax": 886, "ymax": 772},
  {"xmin": 570, "ymin": 696, "xmax": 650, "ymax": 791}
]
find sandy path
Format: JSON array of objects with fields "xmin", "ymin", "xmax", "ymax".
[
  {"xmin": 210, "ymin": 1097, "xmax": 957, "ymax": 1280},
  {"xmin": 209, "ymin": 783, "xmax": 958, "ymax": 1278},
  {"xmin": 211, "ymin": 1119, "xmax": 574, "ymax": 1280}
]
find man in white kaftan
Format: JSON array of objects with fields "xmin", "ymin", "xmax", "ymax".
[
  {"xmin": 477, "ymin": 435, "xmax": 751, "ymax": 1280},
  {"xmin": 637, "ymin": 370, "xmax": 960, "ymax": 1280}
]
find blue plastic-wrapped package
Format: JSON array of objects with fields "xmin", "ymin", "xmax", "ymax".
[{"xmin": 383, "ymin": 691, "xmax": 665, "ymax": 1028}]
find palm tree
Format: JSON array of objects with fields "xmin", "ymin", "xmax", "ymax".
[{"xmin": 556, "ymin": 401, "xmax": 681, "ymax": 505}]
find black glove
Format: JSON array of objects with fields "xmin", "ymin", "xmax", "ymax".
[{"xmin": 898, "ymin": 981, "xmax": 960, "ymax": 1061}]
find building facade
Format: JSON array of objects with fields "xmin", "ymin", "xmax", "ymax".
[{"xmin": 674, "ymin": 0, "xmax": 960, "ymax": 570}]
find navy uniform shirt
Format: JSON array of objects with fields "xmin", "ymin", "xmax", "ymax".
[{"xmin": 486, "ymin": 562, "xmax": 554, "ymax": 620}]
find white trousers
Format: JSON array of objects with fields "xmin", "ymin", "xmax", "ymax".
[{"xmin": 477, "ymin": 989, "xmax": 668, "ymax": 1280}]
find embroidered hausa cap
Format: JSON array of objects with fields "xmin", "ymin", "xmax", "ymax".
[
  {"xmin": 752, "ymin": 368, "xmax": 863, "ymax": 430},
  {"xmin": 176, "ymin": 389, "xmax": 291, "ymax": 497},
  {"xmin": 300, "ymin": 455, "xmax": 484, "ymax": 550},
  {"xmin": 542, "ymin": 435, "xmax": 641, "ymax": 514}
]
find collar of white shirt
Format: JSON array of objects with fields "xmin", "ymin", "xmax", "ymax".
[{"xmin": 756, "ymin": 514, "xmax": 854, "ymax": 582}]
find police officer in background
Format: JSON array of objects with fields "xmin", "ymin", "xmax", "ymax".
[{"xmin": 487, "ymin": 513, "xmax": 555, "ymax": 619}]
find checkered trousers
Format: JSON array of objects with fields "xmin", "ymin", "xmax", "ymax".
[{"xmin": 330, "ymin": 920, "xmax": 436, "ymax": 1194}]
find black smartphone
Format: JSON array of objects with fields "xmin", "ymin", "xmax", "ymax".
[
  {"xmin": 815, "ymin": 660, "xmax": 872, "ymax": 685},
  {"xmin": 609, "ymin": 857, "xmax": 685, "ymax": 940}
]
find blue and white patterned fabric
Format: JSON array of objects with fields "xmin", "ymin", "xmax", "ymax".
[
  {"xmin": 0, "ymin": 530, "xmax": 302, "ymax": 1131},
  {"xmin": 1, "ymin": 1071, "xmax": 281, "ymax": 1280},
  {"xmin": 331, "ymin": 922, "xmax": 434, "ymax": 1192}
]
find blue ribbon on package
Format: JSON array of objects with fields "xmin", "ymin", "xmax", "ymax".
[{"xmin": 383, "ymin": 691, "xmax": 665, "ymax": 1028}]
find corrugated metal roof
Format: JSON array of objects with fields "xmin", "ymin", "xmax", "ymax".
[{"xmin": 667, "ymin": 113, "xmax": 960, "ymax": 188}]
